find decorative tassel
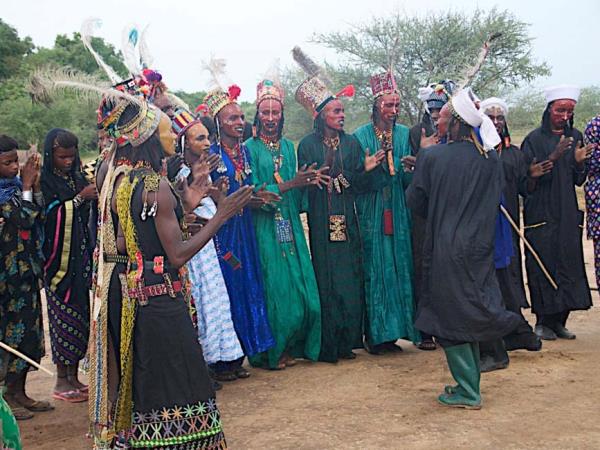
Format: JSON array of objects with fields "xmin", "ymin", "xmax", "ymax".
[{"xmin": 149, "ymin": 199, "xmax": 157, "ymax": 217}]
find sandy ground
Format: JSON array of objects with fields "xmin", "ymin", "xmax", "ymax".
[{"xmin": 15, "ymin": 240, "xmax": 600, "ymax": 449}]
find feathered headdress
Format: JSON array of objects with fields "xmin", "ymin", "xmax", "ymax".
[
  {"xmin": 29, "ymin": 67, "xmax": 140, "ymax": 107},
  {"xmin": 292, "ymin": 46, "xmax": 333, "ymax": 87},
  {"xmin": 29, "ymin": 67, "xmax": 160, "ymax": 148},
  {"xmin": 80, "ymin": 18, "xmax": 123, "ymax": 84},
  {"xmin": 121, "ymin": 24, "xmax": 142, "ymax": 77},
  {"xmin": 456, "ymin": 32, "xmax": 502, "ymax": 91},
  {"xmin": 292, "ymin": 46, "xmax": 354, "ymax": 117},
  {"xmin": 202, "ymin": 57, "xmax": 242, "ymax": 119}
]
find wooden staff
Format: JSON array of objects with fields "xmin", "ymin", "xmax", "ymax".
[
  {"xmin": 500, "ymin": 205, "xmax": 558, "ymax": 290},
  {"xmin": 0, "ymin": 341, "xmax": 55, "ymax": 377}
]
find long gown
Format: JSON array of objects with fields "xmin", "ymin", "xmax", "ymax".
[
  {"xmin": 41, "ymin": 129, "xmax": 92, "ymax": 368},
  {"xmin": 209, "ymin": 142, "xmax": 275, "ymax": 357},
  {"xmin": 0, "ymin": 182, "xmax": 45, "ymax": 384},
  {"xmin": 584, "ymin": 116, "xmax": 600, "ymax": 288},
  {"xmin": 179, "ymin": 166, "xmax": 244, "ymax": 366},
  {"xmin": 297, "ymin": 132, "xmax": 364, "ymax": 362},
  {"xmin": 521, "ymin": 127, "xmax": 592, "ymax": 317},
  {"xmin": 245, "ymin": 137, "xmax": 321, "ymax": 369},
  {"xmin": 405, "ymin": 141, "xmax": 521, "ymax": 342},
  {"xmin": 354, "ymin": 123, "xmax": 420, "ymax": 345}
]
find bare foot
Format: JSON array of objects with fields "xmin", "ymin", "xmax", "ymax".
[
  {"xmin": 54, "ymin": 376, "xmax": 73, "ymax": 394},
  {"xmin": 67, "ymin": 375, "xmax": 87, "ymax": 391}
]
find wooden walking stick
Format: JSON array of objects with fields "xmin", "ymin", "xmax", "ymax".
[
  {"xmin": 0, "ymin": 341, "xmax": 55, "ymax": 377},
  {"xmin": 500, "ymin": 205, "xmax": 558, "ymax": 290}
]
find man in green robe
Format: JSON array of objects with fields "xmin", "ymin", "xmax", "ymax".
[
  {"xmin": 246, "ymin": 79, "xmax": 326, "ymax": 370},
  {"xmin": 295, "ymin": 75, "xmax": 382, "ymax": 362},
  {"xmin": 354, "ymin": 70, "xmax": 437, "ymax": 354}
]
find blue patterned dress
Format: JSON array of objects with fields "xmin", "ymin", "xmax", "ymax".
[
  {"xmin": 179, "ymin": 166, "xmax": 244, "ymax": 365},
  {"xmin": 584, "ymin": 115, "xmax": 600, "ymax": 288},
  {"xmin": 0, "ymin": 179, "xmax": 45, "ymax": 384},
  {"xmin": 209, "ymin": 142, "xmax": 275, "ymax": 357}
]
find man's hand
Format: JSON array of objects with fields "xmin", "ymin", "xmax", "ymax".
[
  {"xmin": 79, "ymin": 184, "xmax": 98, "ymax": 201},
  {"xmin": 215, "ymin": 186, "xmax": 254, "ymax": 222},
  {"xmin": 529, "ymin": 158, "xmax": 554, "ymax": 178},
  {"xmin": 364, "ymin": 148, "xmax": 386, "ymax": 172},
  {"xmin": 401, "ymin": 155, "xmax": 417, "ymax": 173},
  {"xmin": 248, "ymin": 183, "xmax": 281, "ymax": 208},
  {"xmin": 420, "ymin": 128, "xmax": 439, "ymax": 149},
  {"xmin": 549, "ymin": 135, "xmax": 573, "ymax": 162},
  {"xmin": 574, "ymin": 141, "xmax": 594, "ymax": 164}
]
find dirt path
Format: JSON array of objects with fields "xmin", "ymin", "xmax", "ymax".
[{"xmin": 17, "ymin": 242, "xmax": 600, "ymax": 450}]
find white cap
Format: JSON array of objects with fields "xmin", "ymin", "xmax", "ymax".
[
  {"xmin": 451, "ymin": 89, "xmax": 501, "ymax": 151},
  {"xmin": 480, "ymin": 97, "xmax": 509, "ymax": 116},
  {"xmin": 544, "ymin": 85, "xmax": 580, "ymax": 104}
]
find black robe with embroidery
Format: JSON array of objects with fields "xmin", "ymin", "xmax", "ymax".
[
  {"xmin": 521, "ymin": 127, "xmax": 592, "ymax": 315},
  {"xmin": 406, "ymin": 140, "xmax": 521, "ymax": 342}
]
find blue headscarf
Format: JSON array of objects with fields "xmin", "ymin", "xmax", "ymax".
[{"xmin": 0, "ymin": 177, "xmax": 22, "ymax": 205}]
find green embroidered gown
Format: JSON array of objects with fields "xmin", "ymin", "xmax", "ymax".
[
  {"xmin": 246, "ymin": 137, "xmax": 321, "ymax": 369},
  {"xmin": 297, "ymin": 132, "xmax": 365, "ymax": 362},
  {"xmin": 353, "ymin": 123, "xmax": 420, "ymax": 345}
]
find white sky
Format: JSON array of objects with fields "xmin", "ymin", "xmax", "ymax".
[{"xmin": 3, "ymin": 0, "xmax": 599, "ymax": 101}]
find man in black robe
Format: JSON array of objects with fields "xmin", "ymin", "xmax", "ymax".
[
  {"xmin": 406, "ymin": 89, "xmax": 521, "ymax": 409},
  {"xmin": 521, "ymin": 85, "xmax": 593, "ymax": 340},
  {"xmin": 408, "ymin": 80, "xmax": 454, "ymax": 351},
  {"xmin": 476, "ymin": 97, "xmax": 543, "ymax": 373}
]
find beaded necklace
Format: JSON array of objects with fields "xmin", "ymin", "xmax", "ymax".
[{"xmin": 221, "ymin": 142, "xmax": 251, "ymax": 184}]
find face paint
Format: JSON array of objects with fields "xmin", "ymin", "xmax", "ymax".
[
  {"xmin": 549, "ymin": 99, "xmax": 576, "ymax": 131},
  {"xmin": 0, "ymin": 150, "xmax": 19, "ymax": 179},
  {"xmin": 377, "ymin": 93, "xmax": 400, "ymax": 127},
  {"xmin": 257, "ymin": 99, "xmax": 282, "ymax": 136},
  {"xmin": 184, "ymin": 122, "xmax": 211, "ymax": 164},
  {"xmin": 218, "ymin": 103, "xmax": 245, "ymax": 140},
  {"xmin": 323, "ymin": 99, "xmax": 345, "ymax": 132},
  {"xmin": 53, "ymin": 146, "xmax": 77, "ymax": 174},
  {"xmin": 158, "ymin": 112, "xmax": 176, "ymax": 155},
  {"xmin": 484, "ymin": 106, "xmax": 507, "ymax": 136}
]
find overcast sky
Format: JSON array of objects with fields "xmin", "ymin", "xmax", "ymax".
[{"xmin": 3, "ymin": 0, "xmax": 599, "ymax": 101}]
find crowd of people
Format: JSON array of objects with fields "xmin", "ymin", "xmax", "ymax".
[{"xmin": 0, "ymin": 24, "xmax": 598, "ymax": 450}]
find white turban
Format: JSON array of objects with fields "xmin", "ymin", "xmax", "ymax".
[
  {"xmin": 417, "ymin": 86, "xmax": 434, "ymax": 102},
  {"xmin": 450, "ymin": 89, "xmax": 501, "ymax": 151},
  {"xmin": 544, "ymin": 85, "xmax": 580, "ymax": 104},
  {"xmin": 480, "ymin": 97, "xmax": 509, "ymax": 116}
]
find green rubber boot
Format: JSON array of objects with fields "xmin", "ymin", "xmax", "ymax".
[{"xmin": 438, "ymin": 342, "xmax": 481, "ymax": 409}]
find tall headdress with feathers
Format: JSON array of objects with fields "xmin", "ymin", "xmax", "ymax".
[
  {"xmin": 202, "ymin": 57, "xmax": 241, "ymax": 119},
  {"xmin": 121, "ymin": 24, "xmax": 142, "ymax": 77},
  {"xmin": 80, "ymin": 18, "xmax": 123, "ymax": 85},
  {"xmin": 29, "ymin": 67, "xmax": 160, "ymax": 149},
  {"xmin": 292, "ymin": 46, "xmax": 354, "ymax": 118},
  {"xmin": 456, "ymin": 32, "xmax": 502, "ymax": 91}
]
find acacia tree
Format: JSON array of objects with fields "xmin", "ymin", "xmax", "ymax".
[{"xmin": 307, "ymin": 8, "xmax": 550, "ymax": 127}]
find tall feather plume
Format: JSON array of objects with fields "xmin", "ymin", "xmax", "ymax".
[
  {"xmin": 139, "ymin": 25, "xmax": 154, "ymax": 69},
  {"xmin": 202, "ymin": 57, "xmax": 229, "ymax": 90},
  {"xmin": 456, "ymin": 32, "xmax": 502, "ymax": 91},
  {"xmin": 29, "ymin": 67, "xmax": 143, "ymax": 107},
  {"xmin": 263, "ymin": 58, "xmax": 282, "ymax": 85},
  {"xmin": 121, "ymin": 24, "xmax": 141, "ymax": 76},
  {"xmin": 80, "ymin": 18, "xmax": 122, "ymax": 84},
  {"xmin": 292, "ymin": 46, "xmax": 333, "ymax": 86}
]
